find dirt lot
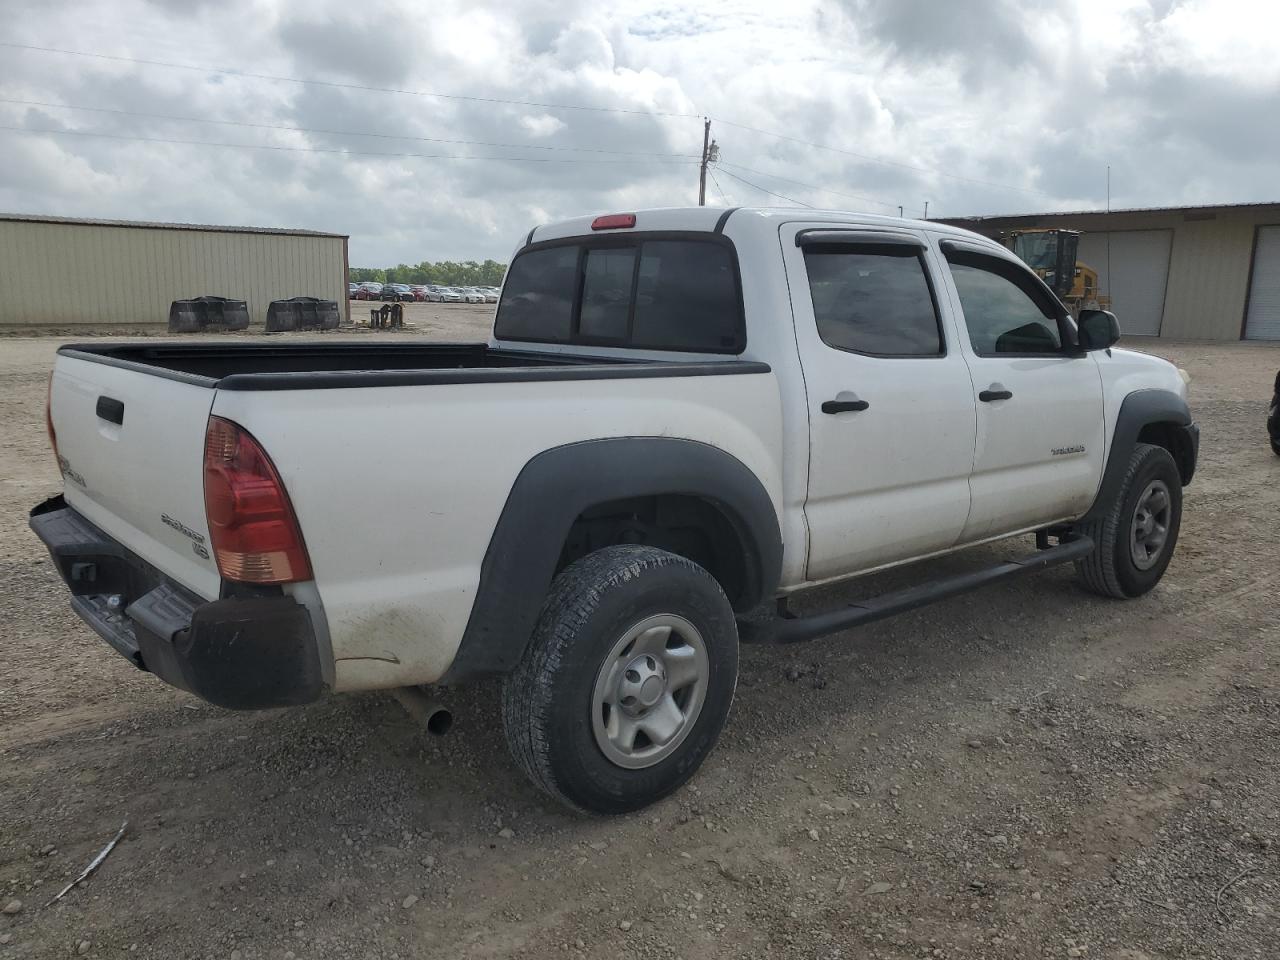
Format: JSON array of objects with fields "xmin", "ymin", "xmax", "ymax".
[{"xmin": 1, "ymin": 324, "xmax": 1277, "ymax": 960}]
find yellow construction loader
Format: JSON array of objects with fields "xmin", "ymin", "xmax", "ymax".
[{"xmin": 1004, "ymin": 229, "xmax": 1110, "ymax": 317}]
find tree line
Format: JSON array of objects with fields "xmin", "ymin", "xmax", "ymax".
[{"xmin": 350, "ymin": 259, "xmax": 506, "ymax": 286}]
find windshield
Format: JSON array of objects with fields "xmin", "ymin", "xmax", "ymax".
[{"xmin": 1011, "ymin": 232, "xmax": 1058, "ymax": 271}]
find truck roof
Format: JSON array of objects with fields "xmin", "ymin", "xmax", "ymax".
[{"xmin": 527, "ymin": 206, "xmax": 1001, "ymax": 250}]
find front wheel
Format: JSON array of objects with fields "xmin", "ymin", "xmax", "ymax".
[
  {"xmin": 1074, "ymin": 443, "xmax": 1183, "ymax": 599},
  {"xmin": 501, "ymin": 545, "xmax": 738, "ymax": 814}
]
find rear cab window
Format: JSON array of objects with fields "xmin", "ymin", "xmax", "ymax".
[{"xmin": 495, "ymin": 233, "xmax": 745, "ymax": 353}]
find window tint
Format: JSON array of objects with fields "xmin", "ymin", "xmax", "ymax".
[
  {"xmin": 495, "ymin": 246, "xmax": 578, "ymax": 341},
  {"xmin": 631, "ymin": 241, "xmax": 742, "ymax": 352},
  {"xmin": 948, "ymin": 259, "xmax": 1062, "ymax": 355},
  {"xmin": 803, "ymin": 246, "xmax": 942, "ymax": 356},
  {"xmin": 493, "ymin": 236, "xmax": 745, "ymax": 353},
  {"xmin": 579, "ymin": 247, "xmax": 636, "ymax": 341}
]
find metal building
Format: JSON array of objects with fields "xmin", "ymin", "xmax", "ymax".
[
  {"xmin": 0, "ymin": 214, "xmax": 349, "ymax": 328},
  {"xmin": 941, "ymin": 201, "xmax": 1280, "ymax": 341}
]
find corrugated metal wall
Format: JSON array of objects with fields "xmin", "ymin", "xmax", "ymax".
[
  {"xmin": 0, "ymin": 219, "xmax": 349, "ymax": 327},
  {"xmin": 941, "ymin": 205, "xmax": 1280, "ymax": 340}
]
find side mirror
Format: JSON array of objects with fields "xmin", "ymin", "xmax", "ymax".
[{"xmin": 1078, "ymin": 309, "xmax": 1120, "ymax": 351}]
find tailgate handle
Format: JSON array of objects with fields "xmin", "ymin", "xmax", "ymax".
[{"xmin": 96, "ymin": 396, "xmax": 125, "ymax": 425}]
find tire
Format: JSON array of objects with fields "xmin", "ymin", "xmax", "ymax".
[
  {"xmin": 1074, "ymin": 442, "xmax": 1182, "ymax": 599},
  {"xmin": 501, "ymin": 545, "xmax": 739, "ymax": 815}
]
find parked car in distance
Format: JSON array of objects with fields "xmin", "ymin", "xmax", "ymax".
[
  {"xmin": 460, "ymin": 287, "xmax": 487, "ymax": 304},
  {"xmin": 382, "ymin": 283, "xmax": 416, "ymax": 302},
  {"xmin": 422, "ymin": 285, "xmax": 445, "ymax": 302},
  {"xmin": 354, "ymin": 282, "xmax": 385, "ymax": 301},
  {"xmin": 34, "ymin": 206, "xmax": 1198, "ymax": 815},
  {"xmin": 437, "ymin": 287, "xmax": 464, "ymax": 303},
  {"xmin": 481, "ymin": 287, "xmax": 500, "ymax": 303},
  {"xmin": 348, "ymin": 282, "xmax": 359, "ymax": 298},
  {"xmin": 409, "ymin": 285, "xmax": 432, "ymax": 302}
]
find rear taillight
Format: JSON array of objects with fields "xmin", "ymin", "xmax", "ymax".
[
  {"xmin": 46, "ymin": 373, "xmax": 58, "ymax": 459},
  {"xmin": 203, "ymin": 416, "xmax": 312, "ymax": 584}
]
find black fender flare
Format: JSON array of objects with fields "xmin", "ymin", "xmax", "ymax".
[
  {"xmin": 444, "ymin": 437, "xmax": 782, "ymax": 683},
  {"xmin": 1081, "ymin": 388, "xmax": 1197, "ymax": 523}
]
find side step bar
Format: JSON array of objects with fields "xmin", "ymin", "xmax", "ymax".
[{"xmin": 739, "ymin": 535, "xmax": 1094, "ymax": 645}]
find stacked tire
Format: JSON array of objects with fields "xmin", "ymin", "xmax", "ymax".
[
  {"xmin": 168, "ymin": 296, "xmax": 250, "ymax": 333},
  {"xmin": 266, "ymin": 297, "xmax": 341, "ymax": 333}
]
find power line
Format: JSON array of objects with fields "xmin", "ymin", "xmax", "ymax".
[
  {"xmin": 716, "ymin": 158, "xmax": 899, "ymax": 211},
  {"xmin": 0, "ymin": 125, "xmax": 703, "ymax": 164},
  {"xmin": 0, "ymin": 42, "xmax": 701, "ymax": 120},
  {"xmin": 710, "ymin": 115, "xmax": 1055, "ymax": 198},
  {"xmin": 0, "ymin": 97, "xmax": 698, "ymax": 158},
  {"xmin": 707, "ymin": 167, "xmax": 731, "ymax": 205},
  {"xmin": 714, "ymin": 166, "xmax": 813, "ymax": 207},
  {"xmin": 3, "ymin": 40, "xmax": 1052, "ymax": 202}
]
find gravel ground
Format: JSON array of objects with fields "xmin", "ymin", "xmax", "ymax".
[{"xmin": 1, "ymin": 322, "xmax": 1277, "ymax": 960}]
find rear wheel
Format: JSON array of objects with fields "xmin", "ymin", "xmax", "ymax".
[
  {"xmin": 502, "ymin": 545, "xmax": 738, "ymax": 814},
  {"xmin": 1074, "ymin": 443, "xmax": 1182, "ymax": 599}
]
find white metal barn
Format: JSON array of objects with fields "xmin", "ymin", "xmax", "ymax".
[
  {"xmin": 943, "ymin": 202, "xmax": 1280, "ymax": 341},
  {"xmin": 0, "ymin": 214, "xmax": 349, "ymax": 329}
]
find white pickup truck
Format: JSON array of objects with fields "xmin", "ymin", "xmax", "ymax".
[{"xmin": 32, "ymin": 207, "xmax": 1198, "ymax": 813}]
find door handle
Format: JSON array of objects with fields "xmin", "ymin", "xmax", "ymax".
[
  {"xmin": 96, "ymin": 396, "xmax": 125, "ymax": 425},
  {"xmin": 822, "ymin": 398, "xmax": 870, "ymax": 414},
  {"xmin": 978, "ymin": 385, "xmax": 1013, "ymax": 402}
]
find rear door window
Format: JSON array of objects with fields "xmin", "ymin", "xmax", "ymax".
[
  {"xmin": 495, "ymin": 235, "xmax": 744, "ymax": 353},
  {"xmin": 803, "ymin": 244, "xmax": 943, "ymax": 356}
]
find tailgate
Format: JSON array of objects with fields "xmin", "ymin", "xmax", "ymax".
[{"xmin": 51, "ymin": 354, "xmax": 221, "ymax": 599}]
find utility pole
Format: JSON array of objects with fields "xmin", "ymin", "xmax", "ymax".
[
  {"xmin": 1105, "ymin": 164, "xmax": 1113, "ymax": 303},
  {"xmin": 923, "ymin": 200, "xmax": 929, "ymax": 219},
  {"xmin": 898, "ymin": 205, "xmax": 903, "ymax": 217},
  {"xmin": 698, "ymin": 118, "xmax": 711, "ymax": 206}
]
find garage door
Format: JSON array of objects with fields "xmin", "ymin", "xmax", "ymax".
[
  {"xmin": 1076, "ymin": 230, "xmax": 1172, "ymax": 337},
  {"xmin": 1244, "ymin": 226, "xmax": 1280, "ymax": 340}
]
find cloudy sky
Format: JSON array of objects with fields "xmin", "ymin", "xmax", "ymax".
[{"xmin": 1, "ymin": 0, "xmax": 1277, "ymax": 265}]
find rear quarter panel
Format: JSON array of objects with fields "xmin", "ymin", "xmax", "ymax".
[{"xmin": 211, "ymin": 371, "xmax": 782, "ymax": 690}]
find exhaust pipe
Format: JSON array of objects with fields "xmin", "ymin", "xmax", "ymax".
[{"xmin": 391, "ymin": 686, "xmax": 454, "ymax": 736}]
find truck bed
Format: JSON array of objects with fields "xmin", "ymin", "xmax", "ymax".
[{"xmin": 58, "ymin": 342, "xmax": 768, "ymax": 391}]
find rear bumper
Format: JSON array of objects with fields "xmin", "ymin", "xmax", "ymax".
[{"xmin": 29, "ymin": 496, "xmax": 324, "ymax": 710}]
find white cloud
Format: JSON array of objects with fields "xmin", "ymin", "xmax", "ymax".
[
  {"xmin": 518, "ymin": 114, "xmax": 567, "ymax": 137},
  {"xmin": 0, "ymin": 0, "xmax": 1276, "ymax": 265}
]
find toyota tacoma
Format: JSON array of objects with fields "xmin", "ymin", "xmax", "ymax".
[{"xmin": 32, "ymin": 207, "xmax": 1198, "ymax": 813}]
